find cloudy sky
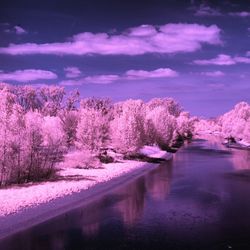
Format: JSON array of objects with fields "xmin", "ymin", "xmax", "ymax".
[{"xmin": 0, "ymin": 0, "xmax": 249, "ymax": 117}]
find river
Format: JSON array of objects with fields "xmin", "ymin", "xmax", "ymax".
[{"xmin": 0, "ymin": 136, "xmax": 250, "ymax": 250}]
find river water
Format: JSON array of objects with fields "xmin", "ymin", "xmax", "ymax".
[{"xmin": 1, "ymin": 137, "xmax": 250, "ymax": 250}]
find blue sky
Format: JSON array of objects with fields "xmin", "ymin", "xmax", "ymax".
[{"xmin": 0, "ymin": 0, "xmax": 249, "ymax": 117}]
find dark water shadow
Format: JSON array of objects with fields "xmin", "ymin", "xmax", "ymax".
[{"xmin": 223, "ymin": 170, "xmax": 250, "ymax": 182}]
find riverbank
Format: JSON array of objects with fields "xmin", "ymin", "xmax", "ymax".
[
  {"xmin": 195, "ymin": 131, "xmax": 250, "ymax": 149},
  {"xmin": 0, "ymin": 147, "xmax": 172, "ymax": 240}
]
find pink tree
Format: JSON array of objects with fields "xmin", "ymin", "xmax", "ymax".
[
  {"xmin": 76, "ymin": 98, "xmax": 113, "ymax": 153},
  {"xmin": 0, "ymin": 88, "xmax": 20, "ymax": 185},
  {"xmin": 39, "ymin": 86, "xmax": 65, "ymax": 116},
  {"xmin": 111, "ymin": 99, "xmax": 146, "ymax": 153},
  {"xmin": 146, "ymin": 106, "xmax": 176, "ymax": 149},
  {"xmin": 59, "ymin": 90, "xmax": 80, "ymax": 147},
  {"xmin": 60, "ymin": 110, "xmax": 79, "ymax": 147},
  {"xmin": 219, "ymin": 102, "xmax": 250, "ymax": 141},
  {"xmin": 15, "ymin": 85, "xmax": 42, "ymax": 111},
  {"xmin": 176, "ymin": 111, "xmax": 195, "ymax": 138},
  {"xmin": 146, "ymin": 98, "xmax": 182, "ymax": 117}
]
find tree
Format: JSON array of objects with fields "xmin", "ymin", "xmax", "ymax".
[
  {"xmin": 65, "ymin": 90, "xmax": 80, "ymax": 111},
  {"xmin": 219, "ymin": 102, "xmax": 250, "ymax": 141},
  {"xmin": 7, "ymin": 104, "xmax": 26, "ymax": 184},
  {"xmin": 80, "ymin": 97, "xmax": 113, "ymax": 116},
  {"xmin": 76, "ymin": 98, "xmax": 113, "ymax": 153},
  {"xmin": 176, "ymin": 111, "xmax": 195, "ymax": 138},
  {"xmin": 15, "ymin": 85, "xmax": 42, "ymax": 111},
  {"xmin": 23, "ymin": 111, "xmax": 44, "ymax": 181},
  {"xmin": 146, "ymin": 98, "xmax": 182, "ymax": 117},
  {"xmin": 60, "ymin": 110, "xmax": 79, "ymax": 147},
  {"xmin": 0, "ymin": 88, "xmax": 17, "ymax": 186},
  {"xmin": 111, "ymin": 99, "xmax": 146, "ymax": 153},
  {"xmin": 39, "ymin": 86, "xmax": 65, "ymax": 116},
  {"xmin": 146, "ymin": 106, "xmax": 176, "ymax": 149}
]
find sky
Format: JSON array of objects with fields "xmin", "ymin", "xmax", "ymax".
[{"xmin": 0, "ymin": 0, "xmax": 249, "ymax": 117}]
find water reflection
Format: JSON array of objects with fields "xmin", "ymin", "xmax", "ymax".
[
  {"xmin": 80, "ymin": 204, "xmax": 101, "ymax": 237},
  {"xmin": 196, "ymin": 135, "xmax": 250, "ymax": 171},
  {"xmin": 231, "ymin": 149, "xmax": 250, "ymax": 170},
  {"xmin": 145, "ymin": 163, "xmax": 172, "ymax": 201},
  {"xmin": 115, "ymin": 162, "xmax": 173, "ymax": 226},
  {"xmin": 116, "ymin": 178, "xmax": 146, "ymax": 226},
  {"xmin": 194, "ymin": 135, "xmax": 225, "ymax": 151},
  {"xmin": 1, "ymin": 138, "xmax": 250, "ymax": 250}
]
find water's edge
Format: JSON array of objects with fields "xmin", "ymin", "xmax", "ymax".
[{"xmin": 0, "ymin": 161, "xmax": 162, "ymax": 240}]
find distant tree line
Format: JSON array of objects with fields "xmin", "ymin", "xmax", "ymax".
[{"xmin": 195, "ymin": 102, "xmax": 250, "ymax": 143}]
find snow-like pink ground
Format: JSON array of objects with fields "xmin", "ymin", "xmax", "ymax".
[{"xmin": 0, "ymin": 146, "xmax": 171, "ymax": 217}]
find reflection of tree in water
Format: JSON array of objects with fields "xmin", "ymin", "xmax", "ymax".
[
  {"xmin": 78, "ymin": 203, "xmax": 102, "ymax": 237},
  {"xmin": 116, "ymin": 163, "xmax": 173, "ymax": 226},
  {"xmin": 206, "ymin": 137, "xmax": 225, "ymax": 150},
  {"xmin": 81, "ymin": 221, "xmax": 100, "ymax": 237},
  {"xmin": 231, "ymin": 149, "xmax": 250, "ymax": 170},
  {"xmin": 0, "ymin": 218, "xmax": 70, "ymax": 250},
  {"xmin": 195, "ymin": 135, "xmax": 225, "ymax": 150},
  {"xmin": 43, "ymin": 207, "xmax": 101, "ymax": 246},
  {"xmin": 116, "ymin": 177, "xmax": 147, "ymax": 226},
  {"xmin": 145, "ymin": 162, "xmax": 173, "ymax": 201}
]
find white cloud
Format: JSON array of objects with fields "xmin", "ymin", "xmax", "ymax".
[
  {"xmin": 194, "ymin": 4, "xmax": 222, "ymax": 16},
  {"xmin": 64, "ymin": 67, "xmax": 81, "ymax": 78},
  {"xmin": 234, "ymin": 56, "xmax": 250, "ymax": 63},
  {"xmin": 84, "ymin": 75, "xmax": 120, "ymax": 84},
  {"xmin": 229, "ymin": 11, "xmax": 250, "ymax": 17},
  {"xmin": 14, "ymin": 26, "xmax": 27, "ymax": 35},
  {"xmin": 125, "ymin": 68, "xmax": 178, "ymax": 79},
  {"xmin": 4, "ymin": 25, "xmax": 27, "ymax": 35},
  {"xmin": 0, "ymin": 23, "xmax": 221, "ymax": 56},
  {"xmin": 192, "ymin": 6, "xmax": 250, "ymax": 18},
  {"xmin": 60, "ymin": 67, "xmax": 178, "ymax": 86},
  {"xmin": 59, "ymin": 79, "xmax": 83, "ymax": 86},
  {"xmin": 0, "ymin": 69, "xmax": 57, "ymax": 82},
  {"xmin": 200, "ymin": 71, "xmax": 225, "ymax": 77},
  {"xmin": 59, "ymin": 75, "xmax": 121, "ymax": 86},
  {"xmin": 193, "ymin": 54, "xmax": 250, "ymax": 65}
]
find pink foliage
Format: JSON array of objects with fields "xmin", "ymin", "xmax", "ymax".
[
  {"xmin": 176, "ymin": 112, "xmax": 195, "ymax": 138},
  {"xmin": 146, "ymin": 106, "xmax": 177, "ymax": 148},
  {"xmin": 0, "ymin": 85, "xmax": 198, "ymax": 186},
  {"xmin": 219, "ymin": 102, "xmax": 250, "ymax": 141},
  {"xmin": 77, "ymin": 98, "xmax": 112, "ymax": 153},
  {"xmin": 42, "ymin": 116, "xmax": 65, "ymax": 147},
  {"xmin": 77, "ymin": 107, "xmax": 109, "ymax": 152},
  {"xmin": 111, "ymin": 99, "xmax": 146, "ymax": 153},
  {"xmin": 195, "ymin": 102, "xmax": 250, "ymax": 143},
  {"xmin": 60, "ymin": 110, "xmax": 79, "ymax": 147},
  {"xmin": 146, "ymin": 98, "xmax": 182, "ymax": 117},
  {"xmin": 0, "ymin": 87, "xmax": 67, "ymax": 186}
]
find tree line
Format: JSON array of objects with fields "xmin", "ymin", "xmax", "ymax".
[{"xmin": 0, "ymin": 84, "xmax": 195, "ymax": 187}]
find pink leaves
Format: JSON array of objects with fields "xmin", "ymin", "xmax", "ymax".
[{"xmin": 0, "ymin": 86, "xmax": 198, "ymax": 186}]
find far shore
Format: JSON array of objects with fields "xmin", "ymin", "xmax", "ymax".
[{"xmin": 0, "ymin": 149, "xmax": 172, "ymax": 240}]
